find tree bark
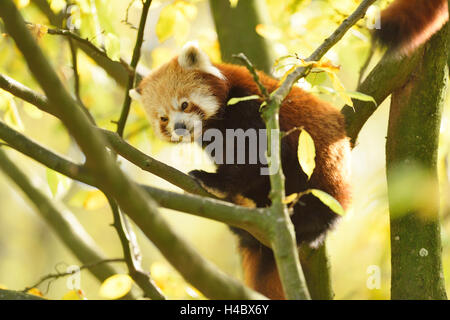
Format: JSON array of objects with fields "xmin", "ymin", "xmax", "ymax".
[
  {"xmin": 0, "ymin": 289, "xmax": 45, "ymax": 300},
  {"xmin": 209, "ymin": 0, "xmax": 275, "ymax": 73},
  {"xmin": 386, "ymin": 24, "xmax": 449, "ymax": 300},
  {"xmin": 299, "ymin": 243, "xmax": 333, "ymax": 300}
]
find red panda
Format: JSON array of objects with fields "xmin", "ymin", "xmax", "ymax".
[
  {"xmin": 373, "ymin": 0, "xmax": 448, "ymax": 55},
  {"xmin": 130, "ymin": 42, "xmax": 352, "ymax": 299}
]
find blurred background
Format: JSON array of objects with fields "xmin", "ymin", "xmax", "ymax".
[{"xmin": 0, "ymin": 0, "xmax": 449, "ymax": 299}]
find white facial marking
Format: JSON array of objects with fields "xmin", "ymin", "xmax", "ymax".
[
  {"xmin": 189, "ymin": 91, "xmax": 219, "ymax": 117},
  {"xmin": 168, "ymin": 110, "xmax": 203, "ymax": 141}
]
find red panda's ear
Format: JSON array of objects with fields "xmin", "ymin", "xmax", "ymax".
[{"xmin": 178, "ymin": 41, "xmax": 225, "ymax": 80}]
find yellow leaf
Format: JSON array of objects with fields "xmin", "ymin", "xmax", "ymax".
[
  {"xmin": 156, "ymin": 4, "xmax": 177, "ymax": 42},
  {"xmin": 104, "ymin": 33, "xmax": 121, "ymax": 62},
  {"xmin": 3, "ymin": 95, "xmax": 24, "ymax": 132},
  {"xmin": 280, "ymin": 65, "xmax": 297, "ymax": 83},
  {"xmin": 174, "ymin": 1, "xmax": 197, "ymax": 20},
  {"xmin": 26, "ymin": 23, "xmax": 48, "ymax": 40},
  {"xmin": 255, "ymin": 24, "xmax": 283, "ymax": 40},
  {"xmin": 83, "ymin": 190, "xmax": 108, "ymax": 210},
  {"xmin": 27, "ymin": 288, "xmax": 44, "ymax": 297},
  {"xmin": 150, "ymin": 262, "xmax": 170, "ymax": 280},
  {"xmin": 15, "ymin": 0, "xmax": 30, "ymax": 8},
  {"xmin": 151, "ymin": 47, "xmax": 174, "ymax": 68},
  {"xmin": 309, "ymin": 189, "xmax": 345, "ymax": 216},
  {"xmin": 227, "ymin": 95, "xmax": 261, "ymax": 106},
  {"xmin": 315, "ymin": 59, "xmax": 340, "ymax": 73},
  {"xmin": 326, "ymin": 71, "xmax": 353, "ymax": 107},
  {"xmin": 99, "ymin": 274, "xmax": 133, "ymax": 300},
  {"xmin": 229, "ymin": 0, "xmax": 239, "ymax": 8},
  {"xmin": 173, "ymin": 10, "xmax": 190, "ymax": 46},
  {"xmin": 62, "ymin": 289, "xmax": 86, "ymax": 300},
  {"xmin": 283, "ymin": 193, "xmax": 299, "ymax": 204},
  {"xmin": 297, "ymin": 129, "xmax": 316, "ymax": 180},
  {"xmin": 50, "ymin": 0, "xmax": 66, "ymax": 12}
]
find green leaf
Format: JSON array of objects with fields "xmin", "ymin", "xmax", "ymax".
[
  {"xmin": 345, "ymin": 91, "xmax": 377, "ymax": 106},
  {"xmin": 46, "ymin": 168, "xmax": 71, "ymax": 198},
  {"xmin": 227, "ymin": 95, "xmax": 261, "ymax": 106},
  {"xmin": 46, "ymin": 168, "xmax": 59, "ymax": 197},
  {"xmin": 3, "ymin": 96, "xmax": 24, "ymax": 131},
  {"xmin": 104, "ymin": 33, "xmax": 121, "ymax": 61},
  {"xmin": 297, "ymin": 129, "xmax": 316, "ymax": 180},
  {"xmin": 306, "ymin": 71, "xmax": 327, "ymax": 87},
  {"xmin": 309, "ymin": 189, "xmax": 345, "ymax": 216}
]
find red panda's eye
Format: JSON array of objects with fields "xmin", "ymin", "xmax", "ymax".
[
  {"xmin": 160, "ymin": 116, "xmax": 168, "ymax": 122},
  {"xmin": 181, "ymin": 102, "xmax": 189, "ymax": 111}
]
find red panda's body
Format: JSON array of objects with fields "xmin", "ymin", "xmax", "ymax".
[
  {"xmin": 374, "ymin": 0, "xmax": 448, "ymax": 55},
  {"xmin": 133, "ymin": 43, "xmax": 351, "ymax": 299}
]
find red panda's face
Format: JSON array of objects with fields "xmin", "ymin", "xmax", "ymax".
[{"xmin": 130, "ymin": 42, "xmax": 226, "ymax": 142}]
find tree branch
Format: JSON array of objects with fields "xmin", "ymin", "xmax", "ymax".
[
  {"xmin": 0, "ymin": 147, "xmax": 137, "ymax": 298},
  {"xmin": 342, "ymin": 50, "xmax": 423, "ymax": 146},
  {"xmin": 269, "ymin": 0, "xmax": 377, "ymax": 106},
  {"xmin": 0, "ymin": 289, "xmax": 45, "ymax": 300},
  {"xmin": 31, "ymin": 0, "xmax": 140, "ymax": 86},
  {"xmin": 116, "ymin": 0, "xmax": 152, "ymax": 137},
  {"xmin": 0, "ymin": 2, "xmax": 264, "ymax": 298},
  {"xmin": 107, "ymin": 200, "xmax": 166, "ymax": 300},
  {"xmin": 238, "ymin": 0, "xmax": 377, "ymax": 300},
  {"xmin": 0, "ymin": 119, "xmax": 271, "ymax": 246},
  {"xmin": 22, "ymin": 258, "xmax": 125, "ymax": 293},
  {"xmin": 0, "ymin": 73, "xmax": 214, "ymax": 198}
]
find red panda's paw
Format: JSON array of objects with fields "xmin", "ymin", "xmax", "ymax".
[{"xmin": 188, "ymin": 170, "xmax": 228, "ymax": 199}]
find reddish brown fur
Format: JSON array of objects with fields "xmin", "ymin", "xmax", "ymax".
[
  {"xmin": 204, "ymin": 64, "xmax": 351, "ymax": 299},
  {"xmin": 374, "ymin": 0, "xmax": 448, "ymax": 55},
  {"xmin": 217, "ymin": 63, "xmax": 351, "ymax": 209},
  {"xmin": 138, "ymin": 55, "xmax": 351, "ymax": 299},
  {"xmin": 240, "ymin": 247, "xmax": 285, "ymax": 300}
]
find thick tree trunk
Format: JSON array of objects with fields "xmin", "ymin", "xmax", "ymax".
[
  {"xmin": 386, "ymin": 24, "xmax": 449, "ymax": 300},
  {"xmin": 209, "ymin": 0, "xmax": 275, "ymax": 74}
]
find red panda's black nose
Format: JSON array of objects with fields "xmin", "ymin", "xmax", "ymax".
[
  {"xmin": 174, "ymin": 122, "xmax": 187, "ymax": 130},
  {"xmin": 174, "ymin": 122, "xmax": 188, "ymax": 136}
]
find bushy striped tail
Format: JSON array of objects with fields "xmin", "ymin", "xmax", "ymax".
[{"xmin": 373, "ymin": 0, "xmax": 448, "ymax": 55}]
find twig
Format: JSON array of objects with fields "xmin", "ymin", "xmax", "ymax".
[
  {"xmin": 0, "ymin": 73, "xmax": 215, "ymax": 198},
  {"xmin": 108, "ymin": 200, "xmax": 166, "ymax": 300},
  {"xmin": 108, "ymin": 2, "xmax": 164, "ymax": 299},
  {"xmin": 0, "ymin": 120, "xmax": 270, "ymax": 245},
  {"xmin": 122, "ymin": 0, "xmax": 139, "ymax": 30},
  {"xmin": 31, "ymin": 0, "xmax": 139, "ymax": 86},
  {"xmin": 0, "ymin": 2, "xmax": 264, "ymax": 296},
  {"xmin": 22, "ymin": 258, "xmax": 125, "ymax": 293},
  {"xmin": 67, "ymin": 36, "xmax": 96, "ymax": 125},
  {"xmin": 0, "ymin": 147, "xmax": 137, "ymax": 299},
  {"xmin": 269, "ymin": 0, "xmax": 377, "ymax": 105},
  {"xmin": 238, "ymin": 0, "xmax": 378, "ymax": 300},
  {"xmin": 116, "ymin": 0, "xmax": 152, "ymax": 137},
  {"xmin": 46, "ymin": 27, "xmax": 135, "ymax": 76},
  {"xmin": 233, "ymin": 53, "xmax": 270, "ymax": 99}
]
